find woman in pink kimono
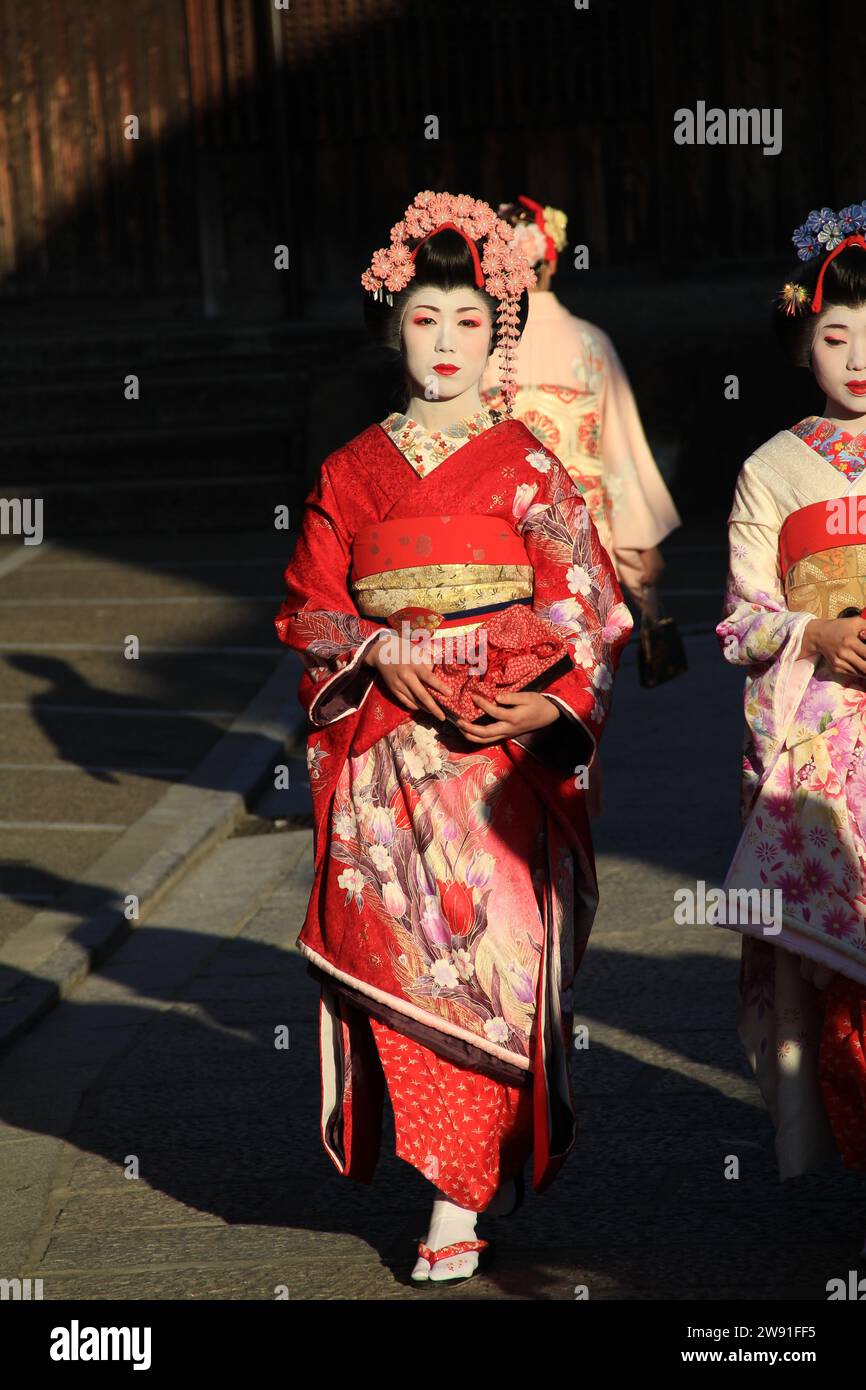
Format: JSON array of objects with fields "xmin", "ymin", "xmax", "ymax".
[
  {"xmin": 480, "ymin": 198, "xmax": 680, "ymax": 816},
  {"xmin": 274, "ymin": 192, "xmax": 632, "ymax": 1283},
  {"xmin": 479, "ymin": 196, "xmax": 680, "ymax": 602},
  {"xmin": 717, "ymin": 204, "xmax": 866, "ymax": 1257}
]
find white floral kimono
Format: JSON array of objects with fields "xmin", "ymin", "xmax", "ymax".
[
  {"xmin": 481, "ymin": 289, "xmax": 680, "ymax": 594},
  {"xmin": 718, "ymin": 423, "xmax": 866, "ymax": 1175}
]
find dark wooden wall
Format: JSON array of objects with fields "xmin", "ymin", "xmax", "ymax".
[
  {"xmin": 0, "ymin": 0, "xmax": 291, "ymax": 310},
  {"xmin": 0, "ymin": 0, "xmax": 864, "ymax": 307},
  {"xmin": 279, "ymin": 0, "xmax": 866, "ymax": 292}
]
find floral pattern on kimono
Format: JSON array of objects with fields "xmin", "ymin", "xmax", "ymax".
[
  {"xmin": 279, "ymin": 427, "xmax": 631, "ymax": 1066},
  {"xmin": 716, "ymin": 436, "xmax": 866, "ymax": 979},
  {"xmin": 480, "ymin": 296, "xmax": 680, "ymax": 594},
  {"xmin": 790, "ymin": 415, "xmax": 866, "ymax": 480},
  {"xmin": 481, "ymin": 333, "xmax": 616, "ymax": 556},
  {"xmin": 379, "ymin": 405, "xmax": 503, "ymax": 476},
  {"xmin": 717, "ymin": 424, "xmax": 866, "ymax": 1176},
  {"xmin": 274, "ymin": 410, "xmax": 632, "ymax": 1194}
]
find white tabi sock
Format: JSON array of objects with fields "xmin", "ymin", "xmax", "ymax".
[{"xmin": 412, "ymin": 1192, "xmax": 480, "ymax": 1281}]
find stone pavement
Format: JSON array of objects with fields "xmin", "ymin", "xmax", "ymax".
[
  {"xmin": 0, "ymin": 631, "xmax": 862, "ymax": 1301},
  {"xmin": 0, "ymin": 530, "xmax": 293, "ymax": 950}
]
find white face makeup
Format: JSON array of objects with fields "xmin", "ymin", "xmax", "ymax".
[
  {"xmin": 810, "ymin": 302, "xmax": 866, "ymax": 419},
  {"xmin": 401, "ymin": 286, "xmax": 493, "ymax": 402}
]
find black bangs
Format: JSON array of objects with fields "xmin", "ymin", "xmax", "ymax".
[
  {"xmin": 411, "ymin": 225, "xmax": 488, "ymax": 291},
  {"xmin": 819, "ymin": 246, "xmax": 866, "ymax": 312},
  {"xmin": 773, "ymin": 245, "xmax": 866, "ymax": 369},
  {"xmin": 361, "ymin": 226, "xmax": 529, "ymax": 353}
]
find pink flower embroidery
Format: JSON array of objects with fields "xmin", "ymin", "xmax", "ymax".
[
  {"xmin": 777, "ymin": 870, "xmax": 807, "ymax": 905},
  {"xmin": 779, "ymin": 822, "xmax": 805, "ymax": 856},
  {"xmin": 383, "ymin": 881, "xmax": 407, "ymax": 917},
  {"xmin": 801, "ymin": 857, "xmax": 832, "ymax": 896},
  {"xmin": 821, "ymin": 905, "xmax": 860, "ymax": 939},
  {"xmin": 811, "ymin": 768, "xmax": 844, "ymax": 797},
  {"xmin": 512, "ymin": 481, "xmax": 539, "ymax": 522},
  {"xmin": 602, "ymin": 602, "xmax": 633, "ymax": 642},
  {"xmin": 764, "ymin": 792, "xmax": 796, "ymax": 823}
]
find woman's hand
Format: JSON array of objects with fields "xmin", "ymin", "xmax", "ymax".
[
  {"xmin": 455, "ymin": 690, "xmax": 560, "ymax": 744},
  {"xmin": 363, "ymin": 635, "xmax": 450, "ymax": 720},
  {"xmin": 801, "ymin": 616, "xmax": 866, "ymax": 677}
]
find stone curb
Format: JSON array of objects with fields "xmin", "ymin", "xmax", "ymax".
[{"xmin": 0, "ymin": 654, "xmax": 307, "ymax": 1058}]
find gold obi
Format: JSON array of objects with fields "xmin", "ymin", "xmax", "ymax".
[
  {"xmin": 785, "ymin": 543, "xmax": 866, "ymax": 619},
  {"xmin": 351, "ymin": 562, "xmax": 533, "ymax": 638}
]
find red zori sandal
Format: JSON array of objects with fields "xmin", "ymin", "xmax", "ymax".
[{"xmin": 411, "ymin": 1238, "xmax": 491, "ymax": 1283}]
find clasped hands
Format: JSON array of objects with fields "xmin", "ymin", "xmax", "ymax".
[
  {"xmin": 363, "ymin": 637, "xmax": 559, "ymax": 744},
  {"xmin": 801, "ymin": 615, "xmax": 866, "ymax": 677}
]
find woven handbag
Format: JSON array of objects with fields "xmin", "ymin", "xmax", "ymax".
[{"xmin": 637, "ymin": 587, "xmax": 687, "ymax": 688}]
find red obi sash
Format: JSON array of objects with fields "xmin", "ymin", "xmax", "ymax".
[
  {"xmin": 351, "ymin": 513, "xmax": 528, "ymax": 579},
  {"xmin": 779, "ymin": 496, "xmax": 866, "ymax": 578}
]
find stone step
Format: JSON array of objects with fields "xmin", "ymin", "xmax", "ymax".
[
  {"xmin": 5, "ymin": 417, "xmax": 300, "ymax": 467},
  {"xmin": 0, "ymin": 315, "xmax": 360, "ymax": 374},
  {"xmin": 3, "ymin": 480, "xmax": 293, "ymax": 536},
  {"xmin": 1, "ymin": 374, "xmax": 302, "ymax": 438}
]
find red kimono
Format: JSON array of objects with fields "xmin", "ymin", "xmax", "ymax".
[{"xmin": 275, "ymin": 414, "xmax": 632, "ymax": 1201}]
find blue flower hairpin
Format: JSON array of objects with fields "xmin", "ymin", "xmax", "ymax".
[{"xmin": 792, "ymin": 203, "xmax": 866, "ymax": 262}]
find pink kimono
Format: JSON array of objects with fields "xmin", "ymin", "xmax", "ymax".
[{"xmin": 480, "ymin": 289, "xmax": 680, "ymax": 593}]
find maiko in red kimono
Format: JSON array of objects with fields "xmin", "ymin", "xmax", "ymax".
[{"xmin": 275, "ymin": 414, "xmax": 632, "ymax": 1201}]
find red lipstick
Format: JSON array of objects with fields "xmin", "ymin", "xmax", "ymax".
[{"xmin": 433, "ymin": 364, "xmax": 459, "ymax": 376}]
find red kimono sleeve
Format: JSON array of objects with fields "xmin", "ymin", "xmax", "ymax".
[
  {"xmin": 274, "ymin": 453, "xmax": 391, "ymax": 727},
  {"xmin": 513, "ymin": 453, "xmax": 633, "ymax": 768}
]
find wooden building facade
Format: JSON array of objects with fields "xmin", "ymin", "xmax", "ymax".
[{"xmin": 0, "ymin": 0, "xmax": 862, "ymax": 313}]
